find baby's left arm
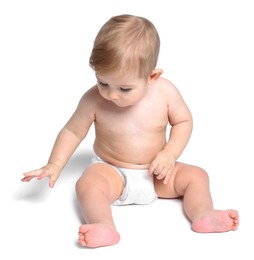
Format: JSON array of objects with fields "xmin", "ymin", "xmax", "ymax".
[{"xmin": 149, "ymin": 83, "xmax": 193, "ymax": 184}]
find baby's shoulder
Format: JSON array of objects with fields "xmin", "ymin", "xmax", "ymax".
[
  {"xmin": 155, "ymin": 77, "xmax": 180, "ymax": 95},
  {"xmin": 82, "ymin": 85, "xmax": 99, "ymax": 98},
  {"xmin": 76, "ymin": 86, "xmax": 102, "ymax": 111},
  {"xmin": 79, "ymin": 85, "xmax": 101, "ymax": 103}
]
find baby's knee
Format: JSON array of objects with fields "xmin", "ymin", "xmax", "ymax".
[
  {"xmin": 75, "ymin": 174, "xmax": 90, "ymax": 195},
  {"xmin": 75, "ymin": 176, "xmax": 83, "ymax": 195},
  {"xmin": 193, "ymin": 166, "xmax": 209, "ymax": 182}
]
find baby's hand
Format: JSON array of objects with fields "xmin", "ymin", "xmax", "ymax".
[
  {"xmin": 21, "ymin": 163, "xmax": 61, "ymax": 188},
  {"xmin": 149, "ymin": 151, "xmax": 176, "ymax": 184}
]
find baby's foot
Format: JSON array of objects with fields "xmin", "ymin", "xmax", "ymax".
[
  {"xmin": 78, "ymin": 223, "xmax": 120, "ymax": 248},
  {"xmin": 191, "ymin": 209, "xmax": 239, "ymax": 233}
]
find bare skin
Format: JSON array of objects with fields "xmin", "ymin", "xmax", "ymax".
[
  {"xmin": 78, "ymin": 224, "xmax": 120, "ymax": 248},
  {"xmin": 22, "ymin": 70, "xmax": 239, "ymax": 248},
  {"xmin": 191, "ymin": 210, "xmax": 239, "ymax": 232}
]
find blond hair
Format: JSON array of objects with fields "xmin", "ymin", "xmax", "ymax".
[{"xmin": 89, "ymin": 14, "xmax": 160, "ymax": 79}]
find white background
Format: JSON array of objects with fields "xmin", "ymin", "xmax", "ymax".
[{"xmin": 1, "ymin": 0, "xmax": 253, "ymax": 259}]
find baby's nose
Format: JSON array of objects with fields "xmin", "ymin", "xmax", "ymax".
[{"xmin": 109, "ymin": 91, "xmax": 119, "ymax": 100}]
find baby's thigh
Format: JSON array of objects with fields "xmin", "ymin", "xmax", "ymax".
[
  {"xmin": 76, "ymin": 163, "xmax": 125, "ymax": 201},
  {"xmin": 154, "ymin": 162, "xmax": 183, "ymax": 198},
  {"xmin": 154, "ymin": 162, "xmax": 205, "ymax": 198}
]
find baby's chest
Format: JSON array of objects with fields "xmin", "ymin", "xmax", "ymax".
[{"xmin": 95, "ymin": 104, "xmax": 168, "ymax": 134}]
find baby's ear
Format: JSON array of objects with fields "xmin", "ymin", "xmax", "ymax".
[{"xmin": 148, "ymin": 69, "xmax": 163, "ymax": 84}]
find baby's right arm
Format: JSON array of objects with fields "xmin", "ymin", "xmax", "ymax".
[{"xmin": 21, "ymin": 87, "xmax": 97, "ymax": 188}]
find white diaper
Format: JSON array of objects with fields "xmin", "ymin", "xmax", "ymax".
[{"xmin": 91, "ymin": 155, "xmax": 157, "ymax": 206}]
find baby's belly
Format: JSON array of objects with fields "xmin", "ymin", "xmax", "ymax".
[{"xmin": 93, "ymin": 138, "xmax": 165, "ymax": 169}]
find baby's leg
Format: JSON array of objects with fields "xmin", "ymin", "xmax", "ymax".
[
  {"xmin": 154, "ymin": 162, "xmax": 239, "ymax": 233},
  {"xmin": 76, "ymin": 163, "xmax": 124, "ymax": 248}
]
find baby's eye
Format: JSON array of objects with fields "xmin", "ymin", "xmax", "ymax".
[
  {"xmin": 120, "ymin": 88, "xmax": 132, "ymax": 92},
  {"xmin": 98, "ymin": 81, "xmax": 108, "ymax": 87}
]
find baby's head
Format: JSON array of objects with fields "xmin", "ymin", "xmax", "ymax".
[{"xmin": 89, "ymin": 14, "xmax": 160, "ymax": 80}]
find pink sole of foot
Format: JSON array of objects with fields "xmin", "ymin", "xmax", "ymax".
[
  {"xmin": 191, "ymin": 209, "xmax": 239, "ymax": 233},
  {"xmin": 78, "ymin": 224, "xmax": 120, "ymax": 248}
]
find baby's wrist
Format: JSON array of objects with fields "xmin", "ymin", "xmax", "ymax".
[{"xmin": 162, "ymin": 148, "xmax": 178, "ymax": 161}]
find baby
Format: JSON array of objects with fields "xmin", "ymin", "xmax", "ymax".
[{"xmin": 22, "ymin": 14, "xmax": 239, "ymax": 248}]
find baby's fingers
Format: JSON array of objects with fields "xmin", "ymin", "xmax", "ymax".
[
  {"xmin": 154, "ymin": 167, "xmax": 173, "ymax": 184},
  {"xmin": 21, "ymin": 175, "xmax": 35, "ymax": 182},
  {"xmin": 49, "ymin": 176, "xmax": 58, "ymax": 188},
  {"xmin": 37, "ymin": 171, "xmax": 50, "ymax": 180},
  {"xmin": 148, "ymin": 162, "xmax": 157, "ymax": 175},
  {"xmin": 154, "ymin": 167, "xmax": 168, "ymax": 180},
  {"xmin": 163, "ymin": 172, "xmax": 172, "ymax": 184},
  {"xmin": 21, "ymin": 169, "xmax": 48, "ymax": 182}
]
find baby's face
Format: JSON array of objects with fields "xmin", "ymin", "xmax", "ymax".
[{"xmin": 96, "ymin": 72, "xmax": 148, "ymax": 107}]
